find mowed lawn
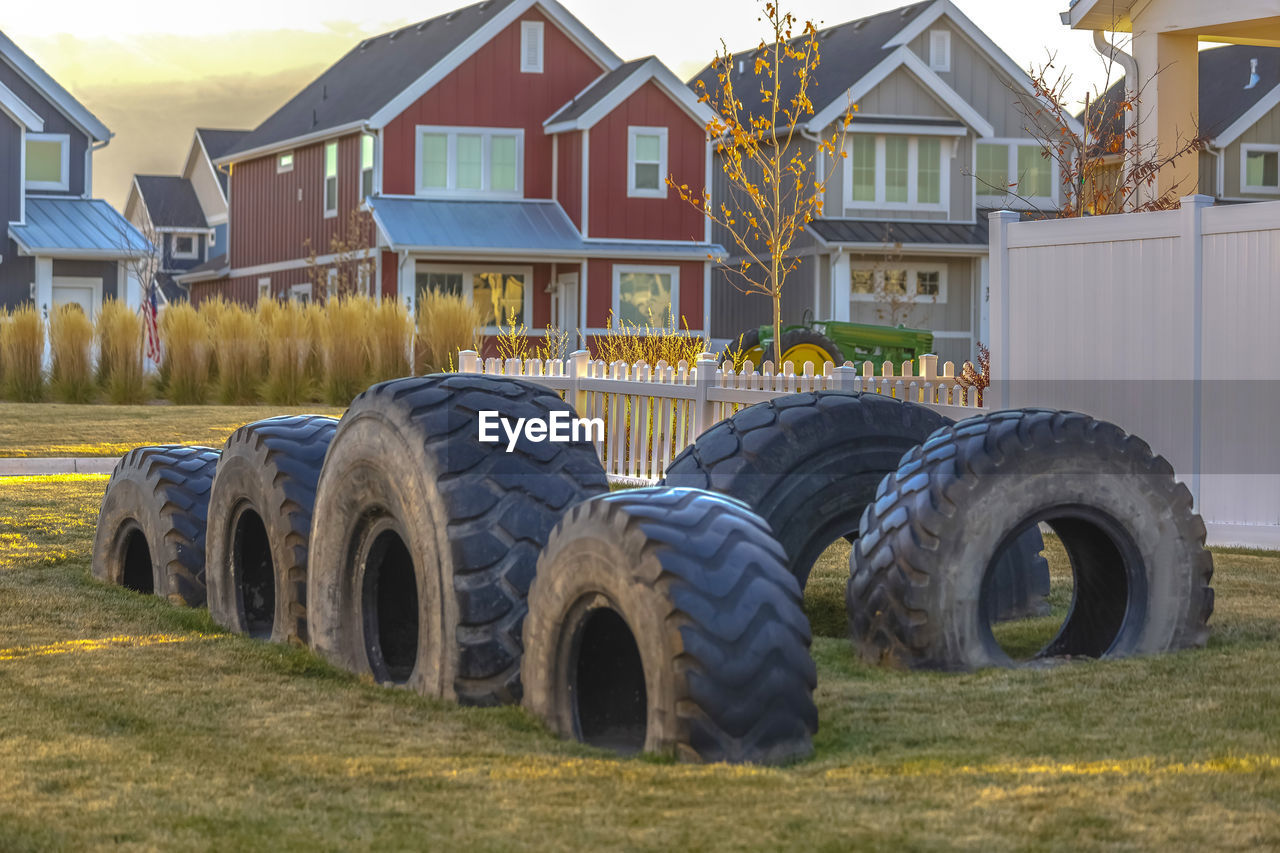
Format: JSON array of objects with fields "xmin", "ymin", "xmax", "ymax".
[
  {"xmin": 0, "ymin": 403, "xmax": 346, "ymax": 458},
  {"xmin": 3, "ymin": 476, "xmax": 1280, "ymax": 850}
]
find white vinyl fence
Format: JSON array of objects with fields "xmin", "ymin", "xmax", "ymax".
[
  {"xmin": 458, "ymin": 350, "xmax": 984, "ymax": 484},
  {"xmin": 989, "ymin": 195, "xmax": 1280, "ymax": 548}
]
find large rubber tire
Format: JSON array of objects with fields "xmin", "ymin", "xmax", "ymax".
[
  {"xmin": 848, "ymin": 409, "xmax": 1215, "ymax": 670},
  {"xmin": 92, "ymin": 445, "xmax": 220, "ymax": 606},
  {"xmin": 663, "ymin": 391, "xmax": 951, "ymax": 588},
  {"xmin": 778, "ymin": 328, "xmax": 844, "ymax": 371},
  {"xmin": 307, "ymin": 374, "xmax": 609, "ymax": 706},
  {"xmin": 522, "ymin": 487, "xmax": 817, "ymax": 765},
  {"xmin": 205, "ymin": 415, "xmax": 338, "ymax": 645}
]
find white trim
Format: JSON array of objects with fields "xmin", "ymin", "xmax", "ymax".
[
  {"xmin": 627, "ymin": 126, "xmax": 668, "ymax": 199},
  {"xmin": 257, "ymin": 277, "xmax": 271, "ymax": 301},
  {"xmin": 412, "ymin": 261, "xmax": 534, "ymax": 332},
  {"xmin": 192, "ymin": 130, "xmax": 231, "ymax": 208},
  {"xmin": 1240, "ymin": 143, "xmax": 1280, "ymax": 195},
  {"xmin": 51, "ymin": 275, "xmax": 104, "ymax": 319},
  {"xmin": 413, "ymin": 125, "xmax": 525, "ymax": 198},
  {"xmin": 170, "ymin": 233, "xmax": 198, "ymax": 259},
  {"xmin": 849, "ymin": 259, "xmax": 949, "ymax": 304},
  {"xmin": 277, "ymin": 151, "xmax": 294, "ymax": 173},
  {"xmin": 289, "ymin": 281, "xmax": 313, "ymax": 303},
  {"xmin": 17, "ymin": 125, "xmax": 25, "ymax": 224},
  {"xmin": 702, "ymin": 260, "xmax": 711, "ymax": 337},
  {"xmin": 369, "ymin": 0, "xmax": 621, "ymax": 129},
  {"xmin": 704, "ymin": 132, "xmax": 713, "ymax": 244},
  {"xmin": 361, "ymin": 132, "xmax": 376, "ymax": 199},
  {"xmin": 975, "ymin": 137, "xmax": 1060, "ymax": 209},
  {"xmin": 807, "ymin": 47, "xmax": 994, "ymax": 138},
  {"xmin": 323, "ymin": 140, "xmax": 339, "ymax": 218},
  {"xmin": 847, "ymin": 121, "xmax": 967, "ymax": 137},
  {"xmin": 885, "ymin": 0, "xmax": 1083, "ymax": 136},
  {"xmin": 520, "ymin": 21, "xmax": 544, "ymax": 74},
  {"xmin": 929, "ymin": 29, "xmax": 951, "ymax": 73},
  {"xmin": 1214, "ymin": 84, "xmax": 1280, "ymax": 148},
  {"xmin": 844, "ymin": 134, "xmax": 949, "ymax": 213},
  {"xmin": 216, "ymin": 121, "xmax": 365, "ymax": 167},
  {"xmin": 24, "ymin": 132, "xmax": 70, "ymax": 192},
  {"xmin": 581, "ymin": 129, "xmax": 590, "ymax": 238},
  {"xmin": 612, "ymin": 263, "xmax": 680, "ymax": 326},
  {"xmin": 551, "ymin": 133, "xmax": 559, "ymax": 201},
  {"xmin": 543, "ymin": 56, "xmax": 716, "ymax": 134},
  {"xmin": 0, "ymin": 30, "xmax": 111, "ymax": 141},
  {"xmin": 0, "ymin": 79, "xmax": 42, "ymax": 131}
]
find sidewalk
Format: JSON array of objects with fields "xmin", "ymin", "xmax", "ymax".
[{"xmin": 0, "ymin": 457, "xmax": 121, "ymax": 476}]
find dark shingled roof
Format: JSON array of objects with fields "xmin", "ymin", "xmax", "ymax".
[
  {"xmin": 546, "ymin": 57, "xmax": 649, "ymax": 126},
  {"xmin": 688, "ymin": 1, "xmax": 931, "ymax": 121},
  {"xmin": 1083, "ymin": 44, "xmax": 1280, "ymax": 142},
  {"xmin": 134, "ymin": 176, "xmax": 207, "ymax": 229},
  {"xmin": 224, "ymin": 0, "xmax": 521, "ymax": 158},
  {"xmin": 175, "ymin": 253, "xmax": 228, "ymax": 283},
  {"xmin": 808, "ymin": 215, "xmax": 991, "ymax": 248},
  {"xmin": 195, "ymin": 128, "xmax": 249, "ymax": 160}
]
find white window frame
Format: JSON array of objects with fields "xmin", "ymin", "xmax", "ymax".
[
  {"xmin": 290, "ymin": 282, "xmax": 313, "ymax": 303},
  {"xmin": 323, "ymin": 141, "xmax": 339, "ymax": 218},
  {"xmin": 361, "ymin": 134, "xmax": 376, "ymax": 199},
  {"xmin": 612, "ymin": 264, "xmax": 681, "ymax": 326},
  {"xmin": 277, "ymin": 151, "xmax": 294, "ymax": 173},
  {"xmin": 1241, "ymin": 143, "xmax": 1280, "ymax": 195},
  {"xmin": 844, "ymin": 134, "xmax": 949, "ymax": 213},
  {"xmin": 929, "ymin": 30, "xmax": 952, "ymax": 72},
  {"xmin": 25, "ymin": 132, "xmax": 70, "ymax": 191},
  {"xmin": 414, "ymin": 263, "xmax": 534, "ymax": 333},
  {"xmin": 171, "ymin": 234, "xmax": 198, "ymax": 260},
  {"xmin": 975, "ymin": 138, "xmax": 1059, "ymax": 208},
  {"xmin": 257, "ymin": 277, "xmax": 271, "ymax": 301},
  {"xmin": 326, "ymin": 268, "xmax": 338, "ymax": 300},
  {"xmin": 627, "ymin": 126, "xmax": 669, "ymax": 199},
  {"xmin": 520, "ymin": 21, "xmax": 544, "ymax": 74},
  {"xmin": 849, "ymin": 260, "xmax": 948, "ymax": 304},
  {"xmin": 413, "ymin": 126, "xmax": 525, "ymax": 199}
]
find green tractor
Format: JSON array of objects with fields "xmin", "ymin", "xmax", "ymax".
[{"xmin": 731, "ymin": 312, "xmax": 935, "ymax": 373}]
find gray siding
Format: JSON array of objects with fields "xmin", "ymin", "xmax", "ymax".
[
  {"xmin": 0, "ymin": 60, "xmax": 91, "ymax": 197},
  {"xmin": 823, "ymin": 130, "xmax": 975, "ymax": 222},
  {"xmin": 709, "ymin": 255, "xmax": 815, "ymax": 340},
  {"xmin": 854, "ymin": 67, "xmax": 954, "ymax": 117},
  {"xmin": 846, "ymin": 253, "xmax": 976, "ymax": 364},
  {"xmin": 52, "ymin": 259, "xmax": 119, "ymax": 301},
  {"xmin": 710, "ymin": 135, "xmax": 821, "ymax": 261},
  {"xmin": 1223, "ymin": 100, "xmax": 1280, "ymax": 200}
]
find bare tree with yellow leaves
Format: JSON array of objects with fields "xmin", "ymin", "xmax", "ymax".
[{"xmin": 671, "ymin": 3, "xmax": 853, "ymax": 365}]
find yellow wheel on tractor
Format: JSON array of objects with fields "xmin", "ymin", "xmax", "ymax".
[
  {"xmin": 779, "ymin": 329, "xmax": 844, "ymax": 374},
  {"xmin": 724, "ymin": 328, "xmax": 767, "ymax": 369}
]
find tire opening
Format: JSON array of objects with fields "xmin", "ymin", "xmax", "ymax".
[
  {"xmin": 985, "ymin": 510, "xmax": 1137, "ymax": 662},
  {"xmin": 121, "ymin": 526, "xmax": 153, "ymax": 594},
  {"xmin": 232, "ymin": 507, "xmax": 275, "ymax": 639},
  {"xmin": 571, "ymin": 607, "xmax": 647, "ymax": 753},
  {"xmin": 361, "ymin": 528, "xmax": 419, "ymax": 684}
]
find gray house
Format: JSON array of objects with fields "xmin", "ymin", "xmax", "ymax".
[
  {"xmin": 694, "ymin": 0, "xmax": 1079, "ymax": 365},
  {"xmin": 0, "ymin": 30, "xmax": 150, "ymax": 317}
]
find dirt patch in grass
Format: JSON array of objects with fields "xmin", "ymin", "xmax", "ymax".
[{"xmin": 2, "ymin": 477, "xmax": 1280, "ymax": 850}]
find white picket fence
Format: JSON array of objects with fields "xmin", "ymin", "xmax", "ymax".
[{"xmin": 458, "ymin": 349, "xmax": 984, "ymax": 483}]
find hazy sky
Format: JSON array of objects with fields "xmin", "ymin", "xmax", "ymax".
[{"xmin": 6, "ymin": 0, "xmax": 1123, "ymax": 210}]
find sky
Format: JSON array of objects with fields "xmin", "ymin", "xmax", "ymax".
[{"xmin": 4, "ymin": 0, "xmax": 1124, "ymax": 210}]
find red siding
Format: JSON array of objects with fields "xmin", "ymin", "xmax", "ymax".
[
  {"xmin": 587, "ymin": 82, "xmax": 706, "ymax": 242},
  {"xmin": 556, "ymin": 131, "xmax": 582, "ymax": 228},
  {"xmin": 382, "ymin": 8, "xmax": 604, "ymax": 198},
  {"xmin": 585, "ymin": 258, "xmax": 704, "ymax": 330},
  {"xmin": 228, "ymin": 133, "xmax": 370, "ymax": 269},
  {"xmin": 380, "ymin": 250, "xmax": 398, "ymax": 299}
]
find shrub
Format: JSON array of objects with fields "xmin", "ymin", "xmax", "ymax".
[
  {"xmin": 210, "ymin": 302, "xmax": 261, "ymax": 404},
  {"xmin": 415, "ymin": 290, "xmax": 481, "ymax": 374},
  {"xmin": 318, "ymin": 295, "xmax": 369, "ymax": 405},
  {"xmin": 49, "ymin": 304, "xmax": 94, "ymax": 403},
  {"xmin": 367, "ymin": 298, "xmax": 411, "ymax": 383},
  {"xmin": 199, "ymin": 296, "xmax": 230, "ymax": 382},
  {"xmin": 2, "ymin": 304, "xmax": 45, "ymax": 402},
  {"xmin": 96, "ymin": 299, "xmax": 147, "ymax": 404},
  {"xmin": 263, "ymin": 299, "xmax": 312, "ymax": 405},
  {"xmin": 161, "ymin": 303, "xmax": 211, "ymax": 404},
  {"xmin": 592, "ymin": 310, "xmax": 707, "ymax": 368}
]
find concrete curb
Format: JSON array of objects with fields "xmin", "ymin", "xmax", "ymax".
[{"xmin": 0, "ymin": 457, "xmax": 121, "ymax": 476}]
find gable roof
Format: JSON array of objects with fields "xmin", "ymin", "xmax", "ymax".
[
  {"xmin": 195, "ymin": 128, "xmax": 249, "ymax": 161},
  {"xmin": 0, "ymin": 79, "xmax": 42, "ymax": 131},
  {"xmin": 133, "ymin": 176, "xmax": 209, "ymax": 230},
  {"xmin": 220, "ymin": 0, "xmax": 622, "ymax": 164},
  {"xmin": 0, "ymin": 29, "xmax": 111, "ymax": 141},
  {"xmin": 1082, "ymin": 44, "xmax": 1280, "ymax": 147},
  {"xmin": 544, "ymin": 56, "xmax": 716, "ymax": 133}
]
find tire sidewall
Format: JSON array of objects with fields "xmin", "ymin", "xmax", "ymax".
[{"xmin": 93, "ymin": 474, "xmax": 165, "ymax": 593}]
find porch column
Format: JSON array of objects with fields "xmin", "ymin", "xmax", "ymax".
[
  {"xmin": 830, "ymin": 251, "xmax": 850, "ymax": 322},
  {"xmin": 1131, "ymin": 26, "xmax": 1200, "ymax": 201},
  {"xmin": 34, "ymin": 256, "xmax": 52, "ymax": 367},
  {"xmin": 119, "ymin": 260, "xmax": 141, "ymax": 312},
  {"xmin": 399, "ymin": 253, "xmax": 416, "ymax": 317}
]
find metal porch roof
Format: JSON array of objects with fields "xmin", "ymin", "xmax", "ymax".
[{"xmin": 9, "ymin": 197, "xmax": 153, "ymax": 259}]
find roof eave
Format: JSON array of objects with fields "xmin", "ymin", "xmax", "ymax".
[{"xmin": 216, "ymin": 120, "xmax": 369, "ymax": 166}]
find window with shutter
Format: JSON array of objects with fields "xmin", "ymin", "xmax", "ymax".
[
  {"xmin": 521, "ymin": 21, "xmax": 544, "ymax": 73},
  {"xmin": 929, "ymin": 30, "xmax": 951, "ymax": 72}
]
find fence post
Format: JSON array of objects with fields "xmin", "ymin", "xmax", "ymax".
[
  {"xmin": 567, "ymin": 349, "xmax": 590, "ymax": 417},
  {"xmin": 832, "ymin": 363, "xmax": 857, "ymax": 393},
  {"xmin": 920, "ymin": 353, "xmax": 937, "ymax": 404},
  {"xmin": 1181, "ymin": 193, "xmax": 1212, "ymax": 508},
  {"xmin": 987, "ymin": 210, "xmax": 1020, "ymax": 411},
  {"xmin": 691, "ymin": 352, "xmax": 718, "ymax": 437},
  {"xmin": 458, "ymin": 350, "xmax": 480, "ymax": 373}
]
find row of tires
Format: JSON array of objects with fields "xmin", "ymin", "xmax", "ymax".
[{"xmin": 91, "ymin": 375, "xmax": 1214, "ymax": 765}]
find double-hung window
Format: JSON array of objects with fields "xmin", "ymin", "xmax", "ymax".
[
  {"xmin": 850, "ymin": 261, "xmax": 948, "ymax": 304},
  {"xmin": 323, "ymin": 141, "xmax": 339, "ymax": 217},
  {"xmin": 627, "ymin": 127, "xmax": 668, "ymax": 198},
  {"xmin": 416, "ymin": 126, "xmax": 523, "ymax": 196},
  {"xmin": 1242, "ymin": 144, "xmax": 1280, "ymax": 194},
  {"xmin": 25, "ymin": 133, "xmax": 70, "ymax": 191},
  {"xmin": 846, "ymin": 135, "xmax": 947, "ymax": 210},
  {"xmin": 976, "ymin": 140, "xmax": 1055, "ymax": 205},
  {"xmin": 171, "ymin": 234, "xmax": 197, "ymax": 259},
  {"xmin": 613, "ymin": 265, "xmax": 678, "ymax": 327},
  {"xmin": 414, "ymin": 264, "xmax": 529, "ymax": 329}
]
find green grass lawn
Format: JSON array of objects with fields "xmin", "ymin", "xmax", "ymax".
[
  {"xmin": 3, "ymin": 475, "xmax": 1280, "ymax": 850},
  {"xmin": 0, "ymin": 403, "xmax": 345, "ymax": 457}
]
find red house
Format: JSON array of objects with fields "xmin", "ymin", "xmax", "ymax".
[{"xmin": 182, "ymin": 0, "xmax": 722, "ymax": 341}]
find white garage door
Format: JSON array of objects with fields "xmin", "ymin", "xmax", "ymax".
[{"xmin": 52, "ymin": 276, "xmax": 103, "ymax": 319}]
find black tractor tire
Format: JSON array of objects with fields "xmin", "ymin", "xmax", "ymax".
[
  {"xmin": 521, "ymin": 487, "xmax": 817, "ymax": 765},
  {"xmin": 307, "ymin": 374, "xmax": 608, "ymax": 706},
  {"xmin": 778, "ymin": 328, "xmax": 844, "ymax": 367},
  {"xmin": 92, "ymin": 445, "xmax": 220, "ymax": 606},
  {"xmin": 205, "ymin": 415, "xmax": 338, "ymax": 645},
  {"xmin": 848, "ymin": 409, "xmax": 1215, "ymax": 670},
  {"xmin": 720, "ymin": 327, "xmax": 763, "ymax": 367}
]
